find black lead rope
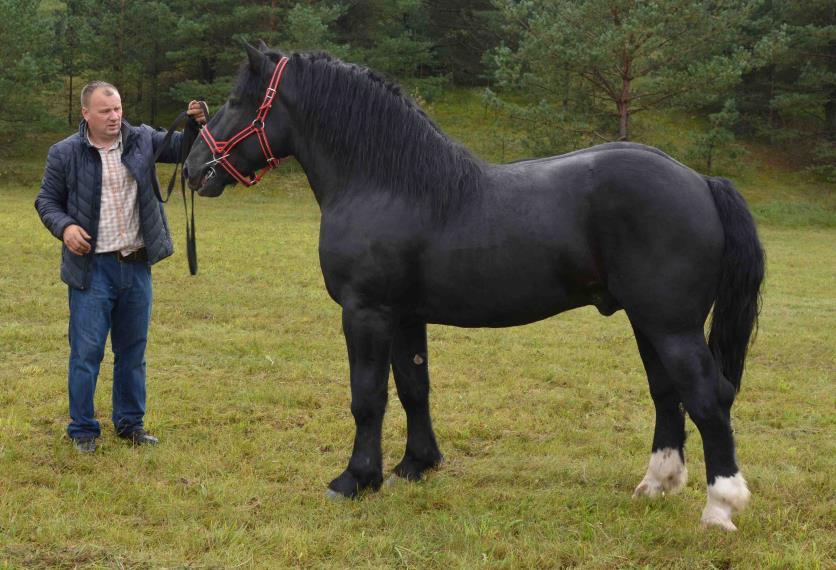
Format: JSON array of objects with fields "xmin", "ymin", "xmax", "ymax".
[{"xmin": 153, "ymin": 101, "xmax": 210, "ymax": 276}]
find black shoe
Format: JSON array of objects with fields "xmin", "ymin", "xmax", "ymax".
[
  {"xmin": 118, "ymin": 428, "xmax": 159, "ymax": 446},
  {"xmin": 72, "ymin": 437, "xmax": 97, "ymax": 453}
]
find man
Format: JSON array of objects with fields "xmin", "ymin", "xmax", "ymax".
[{"xmin": 35, "ymin": 81, "xmax": 206, "ymax": 453}]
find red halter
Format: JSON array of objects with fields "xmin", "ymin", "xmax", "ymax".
[{"xmin": 200, "ymin": 56, "xmax": 290, "ymax": 187}]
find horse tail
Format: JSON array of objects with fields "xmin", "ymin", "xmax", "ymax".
[{"xmin": 705, "ymin": 176, "xmax": 765, "ymax": 392}]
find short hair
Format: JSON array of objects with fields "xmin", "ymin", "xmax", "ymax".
[{"xmin": 80, "ymin": 81, "xmax": 119, "ymax": 108}]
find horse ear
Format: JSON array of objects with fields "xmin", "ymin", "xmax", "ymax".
[
  {"xmin": 257, "ymin": 39, "xmax": 270, "ymax": 53},
  {"xmin": 244, "ymin": 41, "xmax": 265, "ymax": 73}
]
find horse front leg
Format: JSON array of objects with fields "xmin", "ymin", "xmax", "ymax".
[
  {"xmin": 327, "ymin": 305, "xmax": 395, "ymax": 499},
  {"xmin": 389, "ymin": 320, "xmax": 443, "ymax": 483}
]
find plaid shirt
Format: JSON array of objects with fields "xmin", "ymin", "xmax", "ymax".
[{"xmin": 90, "ymin": 134, "xmax": 144, "ymax": 254}]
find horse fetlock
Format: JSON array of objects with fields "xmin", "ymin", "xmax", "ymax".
[
  {"xmin": 700, "ymin": 472, "xmax": 750, "ymax": 531},
  {"xmin": 393, "ymin": 450, "xmax": 444, "ymax": 481},
  {"xmin": 327, "ymin": 467, "xmax": 383, "ymax": 499}
]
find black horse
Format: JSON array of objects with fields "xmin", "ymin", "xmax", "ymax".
[{"xmin": 185, "ymin": 44, "xmax": 764, "ymax": 531}]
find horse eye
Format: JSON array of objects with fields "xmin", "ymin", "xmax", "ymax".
[{"xmin": 229, "ymin": 96, "xmax": 240, "ymax": 107}]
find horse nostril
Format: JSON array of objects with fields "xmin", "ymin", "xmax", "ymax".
[{"xmin": 183, "ymin": 163, "xmax": 190, "ymax": 178}]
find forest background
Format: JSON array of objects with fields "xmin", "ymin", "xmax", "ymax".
[{"xmin": 1, "ymin": 0, "xmax": 834, "ymax": 181}]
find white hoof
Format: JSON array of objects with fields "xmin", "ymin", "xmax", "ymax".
[
  {"xmin": 700, "ymin": 472, "xmax": 750, "ymax": 531},
  {"xmin": 325, "ymin": 489, "xmax": 348, "ymax": 501},
  {"xmin": 633, "ymin": 448, "xmax": 688, "ymax": 498}
]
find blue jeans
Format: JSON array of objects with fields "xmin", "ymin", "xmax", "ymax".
[{"xmin": 67, "ymin": 254, "xmax": 152, "ymax": 439}]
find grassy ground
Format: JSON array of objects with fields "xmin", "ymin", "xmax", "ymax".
[{"xmin": 0, "ymin": 91, "xmax": 834, "ymax": 568}]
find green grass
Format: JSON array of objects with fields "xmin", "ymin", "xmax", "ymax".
[{"xmin": 1, "ymin": 92, "xmax": 834, "ymax": 568}]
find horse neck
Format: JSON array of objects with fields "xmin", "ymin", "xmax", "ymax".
[
  {"xmin": 289, "ymin": 133, "xmax": 344, "ymax": 208},
  {"xmin": 282, "ymin": 60, "xmax": 484, "ymax": 213}
]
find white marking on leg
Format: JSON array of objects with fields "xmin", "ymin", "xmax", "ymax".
[
  {"xmin": 633, "ymin": 447, "xmax": 688, "ymax": 498},
  {"xmin": 701, "ymin": 472, "xmax": 751, "ymax": 531}
]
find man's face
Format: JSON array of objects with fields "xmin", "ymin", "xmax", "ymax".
[{"xmin": 82, "ymin": 88, "xmax": 122, "ymax": 142}]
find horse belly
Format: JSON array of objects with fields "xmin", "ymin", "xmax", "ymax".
[{"xmin": 420, "ymin": 247, "xmax": 592, "ymax": 327}]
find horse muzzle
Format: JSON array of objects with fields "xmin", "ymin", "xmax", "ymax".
[{"xmin": 185, "ymin": 165, "xmax": 225, "ymax": 197}]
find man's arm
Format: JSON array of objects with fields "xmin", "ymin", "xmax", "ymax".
[
  {"xmin": 35, "ymin": 145, "xmax": 76, "ymax": 241},
  {"xmin": 149, "ymin": 126, "xmax": 183, "ymax": 164},
  {"xmin": 150, "ymin": 100, "xmax": 208, "ymax": 164},
  {"xmin": 35, "ymin": 145, "xmax": 92, "ymax": 255}
]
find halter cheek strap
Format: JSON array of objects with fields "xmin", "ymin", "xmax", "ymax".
[{"xmin": 200, "ymin": 56, "xmax": 290, "ymax": 187}]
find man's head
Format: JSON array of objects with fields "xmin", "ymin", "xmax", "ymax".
[{"xmin": 80, "ymin": 81, "xmax": 122, "ymax": 143}]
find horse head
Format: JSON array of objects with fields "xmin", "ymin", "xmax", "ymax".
[{"xmin": 186, "ymin": 42, "xmax": 294, "ymax": 197}]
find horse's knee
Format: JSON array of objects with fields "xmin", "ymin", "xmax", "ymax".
[{"xmin": 351, "ymin": 392, "xmax": 387, "ymax": 423}]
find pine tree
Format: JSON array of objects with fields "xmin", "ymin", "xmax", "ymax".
[
  {"xmin": 0, "ymin": 0, "xmax": 57, "ymax": 133},
  {"xmin": 738, "ymin": 0, "xmax": 835, "ymax": 180},
  {"xmin": 488, "ymin": 0, "xmax": 755, "ymax": 152}
]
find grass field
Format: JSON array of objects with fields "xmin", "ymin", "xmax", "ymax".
[{"xmin": 1, "ymin": 92, "xmax": 834, "ymax": 568}]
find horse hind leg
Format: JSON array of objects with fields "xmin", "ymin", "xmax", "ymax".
[
  {"xmin": 631, "ymin": 326, "xmax": 688, "ymax": 498},
  {"xmin": 648, "ymin": 329, "xmax": 751, "ymax": 531},
  {"xmin": 387, "ymin": 320, "xmax": 443, "ymax": 484}
]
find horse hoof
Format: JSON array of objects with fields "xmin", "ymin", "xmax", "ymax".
[
  {"xmin": 701, "ymin": 515, "xmax": 738, "ymax": 532},
  {"xmin": 633, "ymin": 448, "xmax": 688, "ymax": 498},
  {"xmin": 325, "ymin": 489, "xmax": 348, "ymax": 501},
  {"xmin": 393, "ymin": 453, "xmax": 443, "ymax": 482},
  {"xmin": 632, "ymin": 481, "xmax": 659, "ymax": 498},
  {"xmin": 384, "ymin": 474, "xmax": 406, "ymax": 487},
  {"xmin": 327, "ymin": 470, "xmax": 360, "ymax": 499}
]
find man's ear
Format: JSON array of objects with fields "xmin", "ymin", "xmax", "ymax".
[{"xmin": 244, "ymin": 41, "xmax": 266, "ymax": 73}]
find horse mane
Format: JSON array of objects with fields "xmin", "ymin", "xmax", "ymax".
[{"xmin": 234, "ymin": 51, "xmax": 484, "ymax": 218}]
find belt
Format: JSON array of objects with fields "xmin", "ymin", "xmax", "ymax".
[{"xmin": 99, "ymin": 248, "xmax": 148, "ymax": 263}]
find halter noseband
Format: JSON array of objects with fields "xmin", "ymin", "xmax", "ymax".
[{"xmin": 199, "ymin": 56, "xmax": 290, "ymax": 187}]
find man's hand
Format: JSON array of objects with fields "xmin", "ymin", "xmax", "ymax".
[
  {"xmin": 63, "ymin": 224, "xmax": 92, "ymax": 256},
  {"xmin": 187, "ymin": 100, "xmax": 208, "ymax": 125}
]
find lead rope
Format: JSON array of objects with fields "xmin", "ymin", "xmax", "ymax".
[{"xmin": 153, "ymin": 101, "xmax": 210, "ymax": 275}]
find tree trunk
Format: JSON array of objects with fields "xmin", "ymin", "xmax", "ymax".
[
  {"xmin": 151, "ymin": 41, "xmax": 159, "ymax": 126},
  {"xmin": 706, "ymin": 141, "xmax": 714, "ymax": 175},
  {"xmin": 618, "ymin": 49, "xmax": 632, "ymax": 140},
  {"xmin": 66, "ymin": 3, "xmax": 76, "ymax": 127},
  {"xmin": 117, "ymin": 0, "xmax": 126, "ymax": 89},
  {"xmin": 618, "ymin": 101, "xmax": 629, "ymax": 140},
  {"xmin": 136, "ymin": 76, "xmax": 143, "ymax": 109},
  {"xmin": 826, "ymin": 88, "xmax": 836, "ymax": 141},
  {"xmin": 68, "ymin": 74, "xmax": 74, "ymax": 127},
  {"xmin": 768, "ymin": 67, "xmax": 775, "ymax": 133},
  {"xmin": 200, "ymin": 57, "xmax": 215, "ymax": 84}
]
